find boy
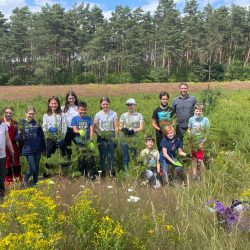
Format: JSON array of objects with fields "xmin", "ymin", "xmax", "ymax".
[
  {"xmin": 160, "ymin": 126, "xmax": 189, "ymax": 184},
  {"xmin": 71, "ymin": 102, "xmax": 96, "ymax": 178},
  {"xmin": 188, "ymin": 103, "xmax": 210, "ymax": 180},
  {"xmin": 152, "ymin": 91, "xmax": 174, "ymax": 152},
  {"xmin": 139, "ymin": 135, "xmax": 160, "ymax": 186}
]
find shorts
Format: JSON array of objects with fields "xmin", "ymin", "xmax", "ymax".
[{"xmin": 191, "ymin": 150, "xmax": 204, "ymax": 160}]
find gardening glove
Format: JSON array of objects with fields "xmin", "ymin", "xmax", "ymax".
[
  {"xmin": 127, "ymin": 129, "xmax": 135, "ymax": 136},
  {"xmin": 121, "ymin": 128, "xmax": 129, "ymax": 135},
  {"xmin": 88, "ymin": 141, "xmax": 95, "ymax": 151},
  {"xmin": 79, "ymin": 129, "xmax": 86, "ymax": 137},
  {"xmin": 173, "ymin": 161, "xmax": 183, "ymax": 168},
  {"xmin": 10, "ymin": 152, "xmax": 15, "ymax": 165},
  {"xmin": 48, "ymin": 127, "xmax": 58, "ymax": 134}
]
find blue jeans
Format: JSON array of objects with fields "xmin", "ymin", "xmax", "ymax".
[
  {"xmin": 25, "ymin": 153, "xmax": 41, "ymax": 185},
  {"xmin": 97, "ymin": 133, "xmax": 115, "ymax": 172},
  {"xmin": 160, "ymin": 159, "xmax": 183, "ymax": 184},
  {"xmin": 120, "ymin": 142, "xmax": 137, "ymax": 170}
]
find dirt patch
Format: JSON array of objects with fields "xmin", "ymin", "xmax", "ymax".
[{"xmin": 1, "ymin": 81, "xmax": 250, "ymax": 101}]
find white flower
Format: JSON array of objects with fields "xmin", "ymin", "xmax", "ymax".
[
  {"xmin": 128, "ymin": 188, "xmax": 133, "ymax": 192},
  {"xmin": 127, "ymin": 196, "xmax": 140, "ymax": 202},
  {"xmin": 140, "ymin": 181, "xmax": 147, "ymax": 186},
  {"xmin": 107, "ymin": 185, "xmax": 113, "ymax": 189},
  {"xmin": 80, "ymin": 185, "xmax": 85, "ymax": 189},
  {"xmin": 48, "ymin": 180, "xmax": 55, "ymax": 185}
]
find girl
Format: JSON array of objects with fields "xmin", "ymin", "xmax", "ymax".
[
  {"xmin": 62, "ymin": 91, "xmax": 79, "ymax": 161},
  {"xmin": 1, "ymin": 107, "xmax": 22, "ymax": 183},
  {"xmin": 94, "ymin": 97, "xmax": 118, "ymax": 177},
  {"xmin": 0, "ymin": 119, "xmax": 14, "ymax": 198},
  {"xmin": 16, "ymin": 106, "xmax": 45, "ymax": 186},
  {"xmin": 43, "ymin": 97, "xmax": 67, "ymax": 172}
]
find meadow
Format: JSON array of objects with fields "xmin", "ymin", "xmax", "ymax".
[{"xmin": 0, "ymin": 87, "xmax": 249, "ymax": 249}]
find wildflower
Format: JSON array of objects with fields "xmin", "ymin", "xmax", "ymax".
[
  {"xmin": 127, "ymin": 196, "xmax": 140, "ymax": 202},
  {"xmin": 128, "ymin": 188, "xmax": 133, "ymax": 192},
  {"xmin": 48, "ymin": 180, "xmax": 55, "ymax": 185},
  {"xmin": 80, "ymin": 185, "xmax": 85, "ymax": 189},
  {"xmin": 107, "ymin": 185, "xmax": 113, "ymax": 189}
]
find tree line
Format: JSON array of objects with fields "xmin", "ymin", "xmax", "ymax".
[{"xmin": 0, "ymin": 0, "xmax": 249, "ymax": 85}]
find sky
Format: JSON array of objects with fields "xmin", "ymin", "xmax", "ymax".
[{"xmin": 0, "ymin": 0, "xmax": 249, "ymax": 19}]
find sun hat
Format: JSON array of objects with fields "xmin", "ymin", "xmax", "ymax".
[{"xmin": 126, "ymin": 98, "xmax": 136, "ymax": 105}]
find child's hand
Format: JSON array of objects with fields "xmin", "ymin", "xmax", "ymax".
[{"xmin": 79, "ymin": 129, "xmax": 86, "ymax": 137}]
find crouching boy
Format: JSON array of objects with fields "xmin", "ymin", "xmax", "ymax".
[
  {"xmin": 159, "ymin": 126, "xmax": 189, "ymax": 185},
  {"xmin": 71, "ymin": 102, "xmax": 96, "ymax": 179}
]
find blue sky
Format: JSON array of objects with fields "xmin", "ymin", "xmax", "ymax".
[{"xmin": 0, "ymin": 0, "xmax": 249, "ymax": 19}]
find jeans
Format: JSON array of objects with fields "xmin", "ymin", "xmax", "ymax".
[
  {"xmin": 25, "ymin": 153, "xmax": 41, "ymax": 185},
  {"xmin": 160, "ymin": 159, "xmax": 183, "ymax": 184},
  {"xmin": 97, "ymin": 132, "xmax": 115, "ymax": 172},
  {"xmin": 0, "ymin": 158, "xmax": 6, "ymax": 195},
  {"xmin": 120, "ymin": 142, "xmax": 137, "ymax": 170}
]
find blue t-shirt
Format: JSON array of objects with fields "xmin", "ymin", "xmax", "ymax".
[
  {"xmin": 71, "ymin": 115, "xmax": 93, "ymax": 145},
  {"xmin": 188, "ymin": 116, "xmax": 210, "ymax": 136},
  {"xmin": 159, "ymin": 137, "xmax": 183, "ymax": 163}
]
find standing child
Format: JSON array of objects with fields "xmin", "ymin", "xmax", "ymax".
[
  {"xmin": 17, "ymin": 106, "xmax": 46, "ymax": 186},
  {"xmin": 94, "ymin": 97, "xmax": 118, "ymax": 177},
  {"xmin": 0, "ymin": 119, "xmax": 14, "ymax": 198},
  {"xmin": 71, "ymin": 102, "xmax": 96, "ymax": 178},
  {"xmin": 139, "ymin": 135, "xmax": 161, "ymax": 187},
  {"xmin": 62, "ymin": 91, "xmax": 79, "ymax": 161},
  {"xmin": 1, "ymin": 107, "xmax": 22, "ymax": 183},
  {"xmin": 42, "ymin": 96, "xmax": 67, "ymax": 173},
  {"xmin": 152, "ymin": 91, "xmax": 174, "ymax": 152},
  {"xmin": 160, "ymin": 126, "xmax": 189, "ymax": 184},
  {"xmin": 188, "ymin": 103, "xmax": 210, "ymax": 180},
  {"xmin": 119, "ymin": 98, "xmax": 144, "ymax": 170}
]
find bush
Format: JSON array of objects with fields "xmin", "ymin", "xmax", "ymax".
[
  {"xmin": 142, "ymin": 69, "xmax": 168, "ymax": 83},
  {"xmin": 0, "ymin": 73, "xmax": 9, "ymax": 85},
  {"xmin": 7, "ymin": 76, "xmax": 24, "ymax": 85},
  {"xmin": 74, "ymin": 72, "xmax": 96, "ymax": 84},
  {"xmin": 225, "ymin": 60, "xmax": 248, "ymax": 80},
  {"xmin": 103, "ymin": 72, "xmax": 132, "ymax": 84}
]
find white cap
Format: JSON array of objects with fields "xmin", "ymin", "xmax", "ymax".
[{"xmin": 126, "ymin": 98, "xmax": 136, "ymax": 105}]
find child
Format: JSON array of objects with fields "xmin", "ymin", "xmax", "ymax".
[
  {"xmin": 139, "ymin": 135, "xmax": 161, "ymax": 187},
  {"xmin": 42, "ymin": 96, "xmax": 67, "ymax": 174},
  {"xmin": 159, "ymin": 125, "xmax": 189, "ymax": 184},
  {"xmin": 17, "ymin": 106, "xmax": 46, "ymax": 186},
  {"xmin": 152, "ymin": 91, "xmax": 175, "ymax": 152},
  {"xmin": 0, "ymin": 119, "xmax": 14, "ymax": 198},
  {"xmin": 71, "ymin": 102, "xmax": 96, "ymax": 178},
  {"xmin": 119, "ymin": 98, "xmax": 144, "ymax": 170},
  {"xmin": 94, "ymin": 97, "xmax": 118, "ymax": 177},
  {"xmin": 188, "ymin": 103, "xmax": 210, "ymax": 180},
  {"xmin": 1, "ymin": 106, "xmax": 22, "ymax": 183},
  {"xmin": 62, "ymin": 91, "xmax": 79, "ymax": 161}
]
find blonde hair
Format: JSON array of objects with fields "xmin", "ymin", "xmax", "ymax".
[
  {"xmin": 25, "ymin": 106, "xmax": 36, "ymax": 113},
  {"xmin": 162, "ymin": 125, "xmax": 176, "ymax": 137},
  {"xmin": 194, "ymin": 103, "xmax": 204, "ymax": 111}
]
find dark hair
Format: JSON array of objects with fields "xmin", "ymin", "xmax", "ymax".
[
  {"xmin": 47, "ymin": 96, "xmax": 62, "ymax": 115},
  {"xmin": 99, "ymin": 96, "xmax": 110, "ymax": 110},
  {"xmin": 144, "ymin": 135, "xmax": 155, "ymax": 142},
  {"xmin": 63, "ymin": 91, "xmax": 79, "ymax": 112},
  {"xmin": 78, "ymin": 102, "xmax": 88, "ymax": 109},
  {"xmin": 159, "ymin": 91, "xmax": 170, "ymax": 100},
  {"xmin": 3, "ymin": 106, "xmax": 14, "ymax": 113}
]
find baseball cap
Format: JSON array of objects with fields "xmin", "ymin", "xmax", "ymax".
[{"xmin": 126, "ymin": 98, "xmax": 136, "ymax": 105}]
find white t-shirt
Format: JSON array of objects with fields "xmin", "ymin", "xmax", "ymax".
[
  {"xmin": 0, "ymin": 123, "xmax": 8, "ymax": 159},
  {"xmin": 62, "ymin": 105, "xmax": 78, "ymax": 128},
  {"xmin": 120, "ymin": 112, "xmax": 144, "ymax": 130},
  {"xmin": 42, "ymin": 113, "xmax": 67, "ymax": 137},
  {"xmin": 94, "ymin": 110, "xmax": 117, "ymax": 131}
]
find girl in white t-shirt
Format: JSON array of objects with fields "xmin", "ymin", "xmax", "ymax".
[
  {"xmin": 62, "ymin": 91, "xmax": 79, "ymax": 161},
  {"xmin": 0, "ymin": 120, "xmax": 14, "ymax": 198},
  {"xmin": 94, "ymin": 97, "xmax": 118, "ymax": 177}
]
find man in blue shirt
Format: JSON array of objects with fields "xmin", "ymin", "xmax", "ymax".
[{"xmin": 172, "ymin": 83, "xmax": 197, "ymax": 142}]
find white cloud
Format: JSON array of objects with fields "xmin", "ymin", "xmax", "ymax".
[
  {"xmin": 0, "ymin": 0, "xmax": 26, "ymax": 17},
  {"xmin": 140, "ymin": 0, "xmax": 159, "ymax": 13}
]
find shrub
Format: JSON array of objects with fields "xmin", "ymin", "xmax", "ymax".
[
  {"xmin": 74, "ymin": 72, "xmax": 96, "ymax": 84},
  {"xmin": 7, "ymin": 76, "xmax": 24, "ymax": 85},
  {"xmin": 103, "ymin": 72, "xmax": 132, "ymax": 84}
]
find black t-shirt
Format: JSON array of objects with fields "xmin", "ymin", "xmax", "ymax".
[{"xmin": 152, "ymin": 106, "xmax": 174, "ymax": 136}]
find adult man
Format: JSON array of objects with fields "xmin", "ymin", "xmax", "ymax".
[{"xmin": 171, "ymin": 83, "xmax": 197, "ymax": 142}]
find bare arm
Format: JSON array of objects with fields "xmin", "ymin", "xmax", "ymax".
[
  {"xmin": 93, "ymin": 119, "xmax": 101, "ymax": 135},
  {"xmin": 114, "ymin": 117, "xmax": 119, "ymax": 138},
  {"xmin": 156, "ymin": 160, "xmax": 160, "ymax": 173},
  {"xmin": 134, "ymin": 121, "xmax": 143, "ymax": 133},
  {"xmin": 178, "ymin": 148, "xmax": 187, "ymax": 157},
  {"xmin": 162, "ymin": 147, "xmax": 175, "ymax": 165},
  {"xmin": 152, "ymin": 119, "xmax": 161, "ymax": 132},
  {"xmin": 89, "ymin": 125, "xmax": 93, "ymax": 141}
]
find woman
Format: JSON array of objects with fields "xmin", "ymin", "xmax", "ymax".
[
  {"xmin": 1, "ymin": 107, "xmax": 22, "ymax": 183},
  {"xmin": 94, "ymin": 97, "xmax": 118, "ymax": 177}
]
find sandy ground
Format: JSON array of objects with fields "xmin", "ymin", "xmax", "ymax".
[{"xmin": 0, "ymin": 81, "xmax": 250, "ymax": 101}]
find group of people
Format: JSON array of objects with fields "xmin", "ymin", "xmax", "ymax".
[{"xmin": 0, "ymin": 83, "xmax": 210, "ymax": 197}]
